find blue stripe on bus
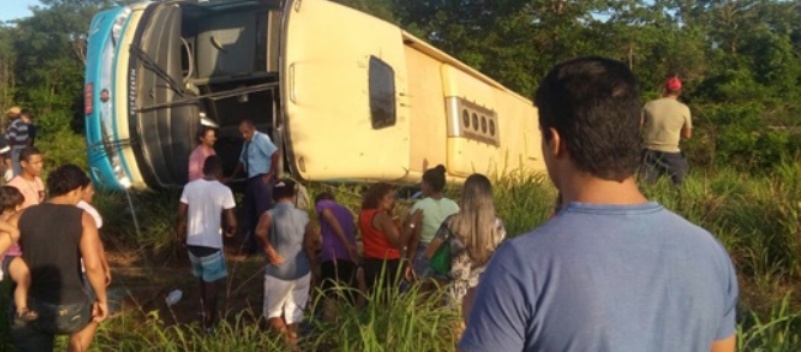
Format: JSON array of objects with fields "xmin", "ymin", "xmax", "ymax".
[{"xmin": 85, "ymin": 7, "xmax": 125, "ymax": 190}]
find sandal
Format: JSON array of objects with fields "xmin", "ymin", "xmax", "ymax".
[{"xmin": 16, "ymin": 307, "xmax": 38, "ymax": 322}]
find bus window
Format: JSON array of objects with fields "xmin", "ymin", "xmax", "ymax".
[{"xmin": 369, "ymin": 56, "xmax": 396, "ymax": 129}]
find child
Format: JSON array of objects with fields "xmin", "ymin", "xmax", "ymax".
[
  {"xmin": 0, "ymin": 185, "xmax": 36, "ymax": 321},
  {"xmin": 76, "ymin": 178, "xmax": 112, "ymax": 288}
]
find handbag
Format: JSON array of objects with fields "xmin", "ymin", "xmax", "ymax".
[{"xmin": 429, "ymin": 236, "xmax": 452, "ymax": 276}]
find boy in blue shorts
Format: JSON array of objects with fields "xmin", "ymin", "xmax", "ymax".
[{"xmin": 176, "ymin": 155, "xmax": 237, "ymax": 331}]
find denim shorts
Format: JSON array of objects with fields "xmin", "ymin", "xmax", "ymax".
[
  {"xmin": 188, "ymin": 249, "xmax": 227, "ymax": 282},
  {"xmin": 413, "ymin": 242, "xmax": 433, "ymax": 279},
  {"xmin": 10, "ymin": 297, "xmax": 93, "ymax": 352}
]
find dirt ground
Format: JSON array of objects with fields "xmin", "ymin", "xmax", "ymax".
[{"xmin": 106, "ymin": 239, "xmax": 272, "ymax": 327}]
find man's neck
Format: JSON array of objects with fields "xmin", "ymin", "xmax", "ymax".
[
  {"xmin": 20, "ymin": 173, "xmax": 36, "ymax": 182},
  {"xmin": 49, "ymin": 196, "xmax": 74, "ymax": 205},
  {"xmin": 559, "ymin": 174, "xmax": 647, "ymax": 206}
]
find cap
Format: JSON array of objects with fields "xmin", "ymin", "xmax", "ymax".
[
  {"xmin": 665, "ymin": 77, "xmax": 682, "ymax": 92},
  {"xmin": 5, "ymin": 106, "xmax": 21, "ymax": 116}
]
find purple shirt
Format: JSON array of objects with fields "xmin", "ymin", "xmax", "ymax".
[{"xmin": 316, "ymin": 200, "xmax": 356, "ymax": 262}]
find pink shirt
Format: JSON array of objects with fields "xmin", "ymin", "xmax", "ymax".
[
  {"xmin": 187, "ymin": 146, "xmax": 216, "ymax": 182},
  {"xmin": 7, "ymin": 176, "xmax": 44, "ymax": 209},
  {"xmin": 5, "ymin": 175, "xmax": 43, "ymax": 257}
]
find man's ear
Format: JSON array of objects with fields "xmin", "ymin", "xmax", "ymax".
[{"xmin": 548, "ymin": 127, "xmax": 564, "ymax": 158}]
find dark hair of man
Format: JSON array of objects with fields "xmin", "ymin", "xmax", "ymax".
[
  {"xmin": 79, "ymin": 173, "xmax": 92, "ymax": 189},
  {"xmin": 48, "ymin": 164, "xmax": 90, "ymax": 197},
  {"xmin": 203, "ymin": 155, "xmax": 224, "ymax": 177},
  {"xmin": 20, "ymin": 109, "xmax": 34, "ymax": 119},
  {"xmin": 273, "ymin": 179, "xmax": 297, "ymax": 201},
  {"xmin": 534, "ymin": 56, "xmax": 642, "ymax": 182},
  {"xmin": 239, "ymin": 119, "xmax": 255, "ymax": 128},
  {"xmin": 19, "ymin": 147, "xmax": 41, "ymax": 164}
]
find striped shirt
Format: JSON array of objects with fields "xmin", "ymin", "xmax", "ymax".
[{"xmin": 7, "ymin": 119, "xmax": 29, "ymax": 149}]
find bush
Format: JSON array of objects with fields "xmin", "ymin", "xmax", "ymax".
[
  {"xmin": 36, "ymin": 128, "xmax": 87, "ymax": 171},
  {"xmin": 687, "ymin": 103, "xmax": 801, "ymax": 173}
]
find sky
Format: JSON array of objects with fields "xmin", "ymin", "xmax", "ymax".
[{"xmin": 0, "ymin": 0, "xmax": 38, "ymax": 23}]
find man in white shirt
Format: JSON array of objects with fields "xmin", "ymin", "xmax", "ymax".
[{"xmin": 176, "ymin": 155, "xmax": 237, "ymax": 331}]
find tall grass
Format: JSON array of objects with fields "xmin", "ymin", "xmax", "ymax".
[
  {"xmin": 738, "ymin": 294, "xmax": 801, "ymax": 352},
  {"xmin": 94, "ymin": 189, "xmax": 184, "ymax": 260},
  {"xmin": 3, "ymin": 164, "xmax": 801, "ymax": 350},
  {"xmin": 44, "ymin": 276, "xmax": 459, "ymax": 351},
  {"xmin": 305, "ymin": 277, "xmax": 460, "ymax": 351}
]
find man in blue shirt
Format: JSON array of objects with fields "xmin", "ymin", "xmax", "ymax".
[
  {"xmin": 229, "ymin": 119, "xmax": 279, "ymax": 255},
  {"xmin": 459, "ymin": 57, "xmax": 738, "ymax": 352}
]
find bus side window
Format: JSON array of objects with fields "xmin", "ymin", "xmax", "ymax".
[{"xmin": 368, "ymin": 56, "xmax": 396, "ymax": 130}]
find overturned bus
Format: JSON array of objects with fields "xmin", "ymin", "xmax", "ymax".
[{"xmin": 84, "ymin": 0, "xmax": 545, "ymax": 191}]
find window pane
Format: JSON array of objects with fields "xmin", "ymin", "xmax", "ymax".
[
  {"xmin": 471, "ymin": 113, "xmax": 479, "ymax": 130},
  {"xmin": 369, "ymin": 56, "xmax": 396, "ymax": 129}
]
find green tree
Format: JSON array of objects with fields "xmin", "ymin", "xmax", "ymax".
[{"xmin": 0, "ymin": 25, "xmax": 17, "ymax": 127}]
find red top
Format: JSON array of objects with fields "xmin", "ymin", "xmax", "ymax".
[{"xmin": 360, "ymin": 209, "xmax": 401, "ymax": 260}]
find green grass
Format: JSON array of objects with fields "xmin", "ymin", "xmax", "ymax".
[{"xmin": 4, "ymin": 164, "xmax": 801, "ymax": 351}]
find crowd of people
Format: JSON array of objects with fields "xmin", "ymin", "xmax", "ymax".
[
  {"xmin": 0, "ymin": 158, "xmax": 110, "ymax": 352},
  {"xmin": 0, "ymin": 55, "xmax": 734, "ymax": 352},
  {"xmin": 176, "ymin": 59, "xmax": 713, "ymax": 352}
]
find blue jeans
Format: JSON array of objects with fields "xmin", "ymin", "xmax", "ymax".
[{"xmin": 11, "ymin": 147, "xmax": 23, "ymax": 177}]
